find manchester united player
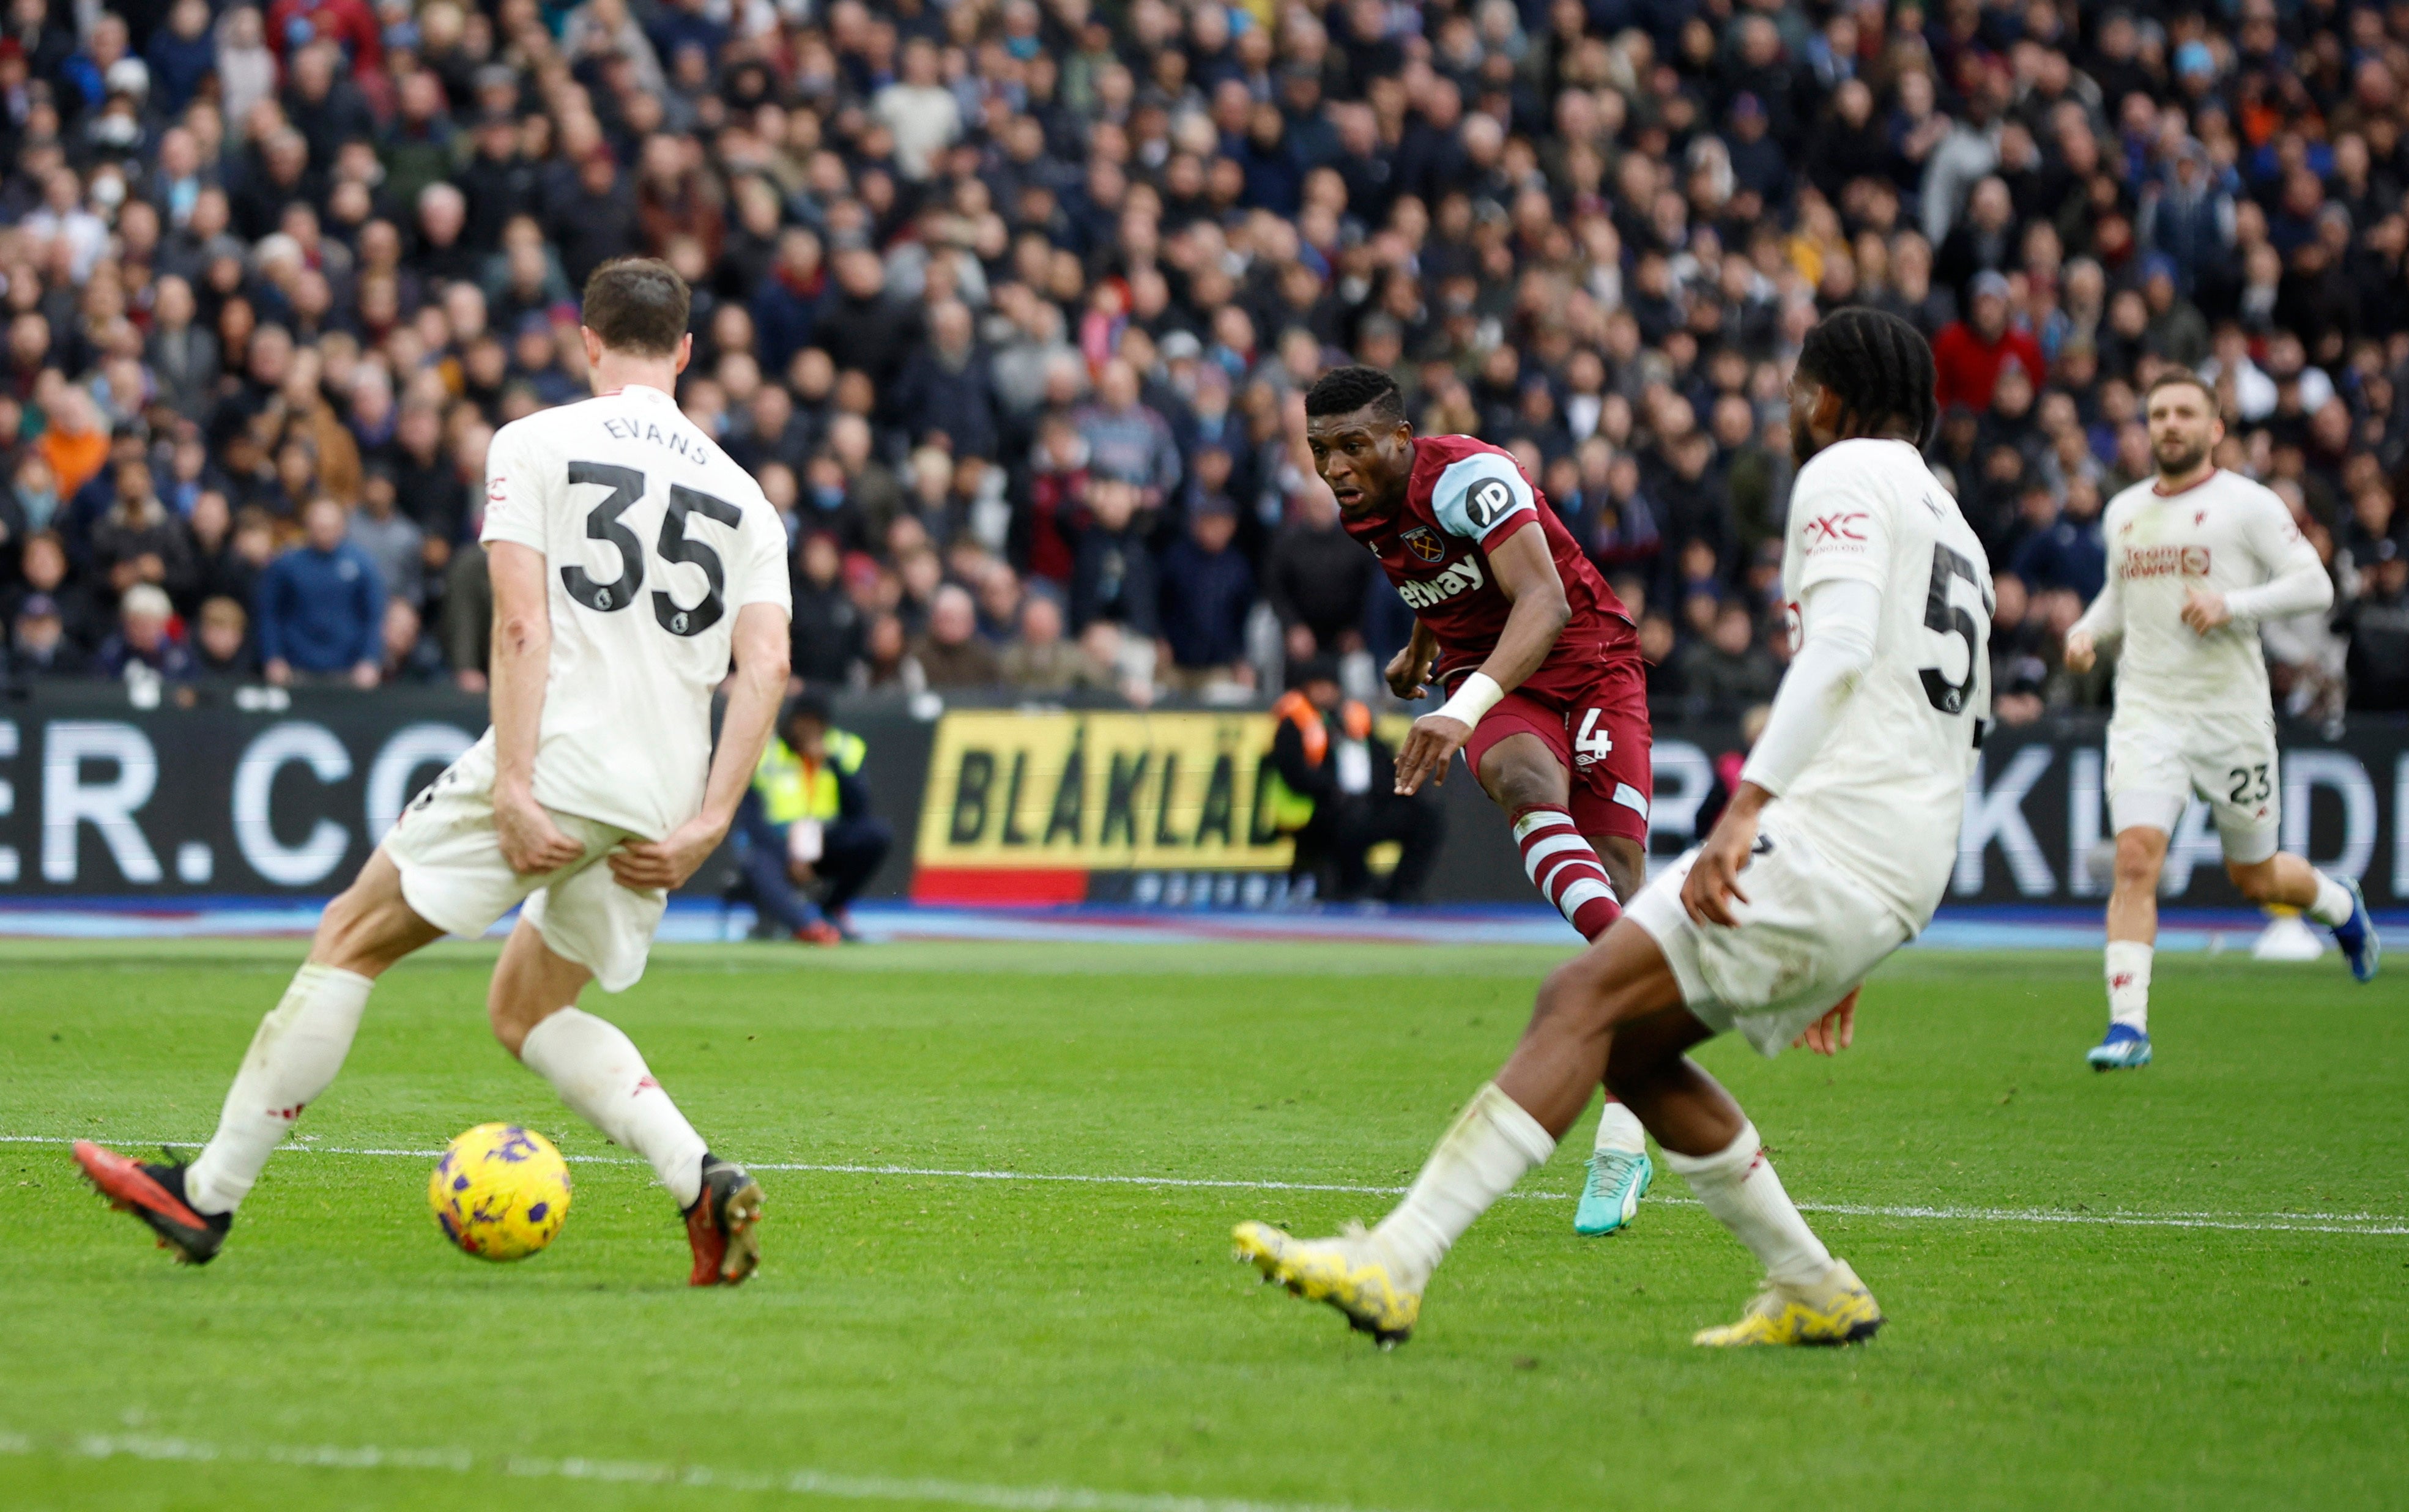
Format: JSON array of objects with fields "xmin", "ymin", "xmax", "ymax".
[{"xmin": 1301, "ymin": 365, "xmax": 1656, "ymax": 1236}]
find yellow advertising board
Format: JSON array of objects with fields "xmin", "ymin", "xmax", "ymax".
[{"xmin": 913, "ymin": 710, "xmax": 1296, "ymax": 876}]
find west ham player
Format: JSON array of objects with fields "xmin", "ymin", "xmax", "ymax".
[
  {"xmin": 1241, "ymin": 310, "xmax": 1988, "ymax": 1347},
  {"xmin": 73, "ymin": 261, "xmax": 792, "ymax": 1284},
  {"xmin": 1300, "ymin": 365, "xmax": 1657, "ymax": 1237},
  {"xmin": 2065, "ymin": 370, "xmax": 2378, "ymax": 1070}
]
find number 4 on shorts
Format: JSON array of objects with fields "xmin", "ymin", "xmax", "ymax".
[{"xmin": 1575, "ymin": 708, "xmax": 1613, "ymax": 765}]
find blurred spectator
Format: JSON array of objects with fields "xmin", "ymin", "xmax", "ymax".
[
  {"xmin": 193, "ymin": 596, "xmax": 254, "ymax": 681},
  {"xmin": 348, "ymin": 469, "xmax": 426, "ymax": 610},
  {"xmin": 1068, "ymin": 478, "xmax": 1157, "ymax": 636},
  {"xmin": 1933, "ymin": 273, "xmax": 2048, "ymax": 413},
  {"xmin": 255, "ymin": 496, "xmax": 384, "ymax": 688},
  {"xmin": 1265, "ymin": 483, "xmax": 1371, "ymax": 661},
  {"xmin": 912, "ymin": 583, "xmax": 1003, "ymax": 689},
  {"xmin": 1075, "ymin": 360, "xmax": 1181, "ymax": 507},
  {"xmin": 1157, "ymin": 495, "xmax": 1255, "ymax": 694},
  {"xmin": 789, "ymin": 533, "xmax": 864, "ymax": 687},
  {"xmin": 97, "ymin": 585, "xmax": 196, "ymax": 681},
  {"xmin": 858, "ymin": 611, "xmax": 926, "ymax": 695},
  {"xmin": 2009, "ymin": 480, "xmax": 2108, "ymax": 602},
  {"xmin": 1001, "ymin": 595, "xmax": 1109, "ymax": 697},
  {"xmin": 6, "ymin": 533, "xmax": 100, "ymax": 650},
  {"xmin": 2337, "ymin": 541, "xmax": 2409, "ymax": 713},
  {"xmin": 380, "ymin": 599, "xmax": 447, "ymax": 684},
  {"xmin": 6, "ymin": 593, "xmax": 87, "ymax": 679},
  {"xmin": 1676, "ymin": 602, "xmax": 1781, "ymax": 714},
  {"xmin": 440, "ymin": 543, "xmax": 492, "ymax": 693},
  {"xmin": 893, "ymin": 300, "xmax": 998, "ymax": 463},
  {"xmin": 91, "ymin": 461, "xmax": 197, "ymax": 605}
]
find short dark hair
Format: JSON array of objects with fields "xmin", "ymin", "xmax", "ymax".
[
  {"xmin": 2144, "ymin": 366, "xmax": 2216, "ymax": 407},
  {"xmin": 1795, "ymin": 307, "xmax": 1939, "ymax": 446},
  {"xmin": 783, "ymin": 689, "xmax": 833, "ymax": 728},
  {"xmin": 1304, "ymin": 365, "xmax": 1406, "ymax": 427},
  {"xmin": 579, "ymin": 258, "xmax": 690, "ymax": 357}
]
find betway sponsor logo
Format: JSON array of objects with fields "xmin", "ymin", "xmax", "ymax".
[
  {"xmin": 2122, "ymin": 544, "xmax": 2211, "ymax": 579},
  {"xmin": 1395, "ymin": 555, "xmax": 1485, "ymax": 609}
]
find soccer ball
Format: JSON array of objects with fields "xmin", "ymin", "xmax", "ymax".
[{"xmin": 428, "ymin": 1123, "xmax": 573, "ymax": 1261}]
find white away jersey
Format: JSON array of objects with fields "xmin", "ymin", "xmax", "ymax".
[
  {"xmin": 481, "ymin": 384, "xmax": 791, "ymax": 839},
  {"xmin": 1776, "ymin": 439, "xmax": 1993, "ymax": 928},
  {"xmin": 2087, "ymin": 469, "xmax": 2318, "ymax": 721}
]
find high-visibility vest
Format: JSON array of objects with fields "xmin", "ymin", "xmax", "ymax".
[
  {"xmin": 753, "ymin": 728, "xmax": 867, "ymax": 825},
  {"xmin": 1262, "ymin": 691, "xmax": 1370, "ymax": 832}
]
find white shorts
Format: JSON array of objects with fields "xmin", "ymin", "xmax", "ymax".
[
  {"xmin": 382, "ymin": 739, "xmax": 666, "ymax": 993},
  {"xmin": 1627, "ymin": 815, "xmax": 1913, "ymax": 1057},
  {"xmin": 2105, "ymin": 712, "xmax": 2281, "ymax": 865}
]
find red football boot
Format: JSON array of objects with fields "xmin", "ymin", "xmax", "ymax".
[
  {"xmin": 73, "ymin": 1142, "xmax": 233, "ymax": 1264},
  {"xmin": 683, "ymin": 1155, "xmax": 764, "ymax": 1286}
]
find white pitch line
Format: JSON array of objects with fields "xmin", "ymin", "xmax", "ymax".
[
  {"xmin": 10, "ymin": 1133, "xmax": 2405, "ymax": 1237},
  {"xmin": 0, "ymin": 1430, "xmax": 1387, "ymax": 1512}
]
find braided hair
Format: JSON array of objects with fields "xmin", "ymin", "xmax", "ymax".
[{"xmin": 1795, "ymin": 308, "xmax": 1940, "ymax": 447}]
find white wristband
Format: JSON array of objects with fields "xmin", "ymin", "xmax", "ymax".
[{"xmin": 1436, "ymin": 672, "xmax": 1505, "ymax": 728}]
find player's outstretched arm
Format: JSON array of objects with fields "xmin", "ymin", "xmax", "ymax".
[
  {"xmin": 609, "ymin": 602, "xmax": 792, "ymax": 892},
  {"xmin": 2063, "ymin": 555, "xmax": 2124, "ymax": 672},
  {"xmin": 488, "ymin": 541, "xmax": 585, "ymax": 876},
  {"xmin": 1394, "ymin": 523, "xmax": 1568, "ymax": 794},
  {"xmin": 1681, "ymin": 577, "xmax": 1881, "ymax": 928}
]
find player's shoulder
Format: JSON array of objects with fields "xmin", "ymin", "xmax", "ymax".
[
  {"xmin": 1794, "ymin": 436, "xmax": 1926, "ymax": 491},
  {"xmin": 1413, "ymin": 433, "xmax": 1518, "ymax": 470},
  {"xmin": 1411, "ymin": 434, "xmax": 1505, "ymax": 494},
  {"xmin": 1794, "ymin": 440, "xmax": 1956, "ymax": 533},
  {"xmin": 2205, "ymin": 468, "xmax": 2287, "ymax": 513},
  {"xmin": 2104, "ymin": 476, "xmax": 2156, "ymax": 517}
]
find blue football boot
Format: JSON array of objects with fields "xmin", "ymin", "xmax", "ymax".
[
  {"xmin": 2332, "ymin": 878, "xmax": 2381, "ymax": 984},
  {"xmin": 2086, "ymin": 1023, "xmax": 2152, "ymax": 1071},
  {"xmin": 1573, "ymin": 1147, "xmax": 1653, "ymax": 1236}
]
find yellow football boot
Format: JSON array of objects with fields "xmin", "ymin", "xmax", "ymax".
[
  {"xmin": 1692, "ymin": 1259, "xmax": 1885, "ymax": 1347},
  {"xmin": 1233, "ymin": 1220, "xmax": 1422, "ymax": 1347}
]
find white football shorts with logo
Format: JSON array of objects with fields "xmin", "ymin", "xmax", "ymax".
[
  {"xmin": 382, "ymin": 734, "xmax": 665, "ymax": 991},
  {"xmin": 2104, "ymin": 710, "xmax": 2281, "ymax": 864},
  {"xmin": 1627, "ymin": 812, "xmax": 1913, "ymax": 1056}
]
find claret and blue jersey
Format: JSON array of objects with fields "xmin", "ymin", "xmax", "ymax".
[{"xmin": 1339, "ymin": 434, "xmax": 1638, "ymax": 702}]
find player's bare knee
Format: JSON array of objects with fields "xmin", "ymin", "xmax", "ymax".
[
  {"xmin": 1476, "ymin": 741, "xmax": 1561, "ymax": 815},
  {"xmin": 1595, "ymin": 840, "xmax": 1646, "ymax": 904},
  {"xmin": 2112, "ymin": 833, "xmax": 2163, "ymax": 893}
]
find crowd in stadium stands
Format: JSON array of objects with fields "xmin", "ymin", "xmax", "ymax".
[{"xmin": 1, "ymin": 0, "xmax": 2407, "ymax": 719}]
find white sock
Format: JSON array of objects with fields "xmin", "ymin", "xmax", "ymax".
[
  {"xmin": 2105, "ymin": 939, "xmax": 2153, "ymax": 1032},
  {"xmin": 1592, "ymin": 1097, "xmax": 1646, "ymax": 1157},
  {"xmin": 519, "ymin": 1009, "xmax": 708, "ymax": 1209},
  {"xmin": 2307, "ymin": 873, "xmax": 2355, "ymax": 927},
  {"xmin": 1661, "ymin": 1121, "xmax": 1833, "ymax": 1288},
  {"xmin": 1373, "ymin": 1083, "xmax": 1556, "ymax": 1289},
  {"xmin": 185, "ymin": 963, "xmax": 374, "ymax": 1215}
]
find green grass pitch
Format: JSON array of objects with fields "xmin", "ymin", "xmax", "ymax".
[{"xmin": 1, "ymin": 937, "xmax": 2402, "ymax": 1511}]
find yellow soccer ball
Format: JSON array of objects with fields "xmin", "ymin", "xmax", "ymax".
[{"xmin": 429, "ymin": 1123, "xmax": 573, "ymax": 1261}]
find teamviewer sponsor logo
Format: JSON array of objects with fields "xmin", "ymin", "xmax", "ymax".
[{"xmin": 2123, "ymin": 544, "xmax": 2213, "ymax": 579}]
